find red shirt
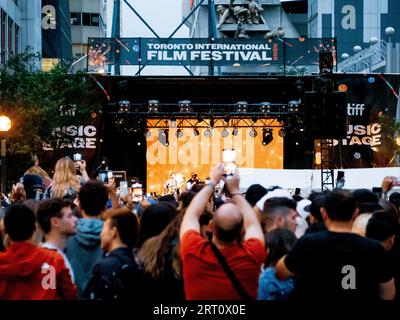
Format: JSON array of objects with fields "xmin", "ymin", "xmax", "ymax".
[
  {"xmin": 181, "ymin": 230, "xmax": 265, "ymax": 300},
  {"xmin": 0, "ymin": 242, "xmax": 77, "ymax": 300}
]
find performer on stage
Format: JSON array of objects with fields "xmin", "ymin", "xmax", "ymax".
[
  {"xmin": 186, "ymin": 173, "xmax": 200, "ymax": 191},
  {"xmin": 164, "ymin": 171, "xmax": 178, "ymax": 194}
]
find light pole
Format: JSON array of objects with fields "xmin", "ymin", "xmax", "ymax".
[
  {"xmin": 385, "ymin": 27, "xmax": 395, "ymax": 73},
  {"xmin": 0, "ymin": 115, "xmax": 12, "ymax": 194}
]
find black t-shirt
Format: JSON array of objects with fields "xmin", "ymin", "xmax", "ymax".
[{"xmin": 285, "ymin": 231, "xmax": 393, "ymax": 300}]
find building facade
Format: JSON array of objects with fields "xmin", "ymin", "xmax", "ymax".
[
  {"xmin": 0, "ymin": 0, "xmax": 41, "ymax": 65},
  {"xmin": 182, "ymin": 0, "xmax": 307, "ymax": 75},
  {"xmin": 41, "ymin": 0, "xmax": 73, "ymax": 70},
  {"xmin": 69, "ymin": 0, "xmax": 107, "ymax": 71},
  {"xmin": 309, "ymin": 0, "xmax": 400, "ymax": 73}
]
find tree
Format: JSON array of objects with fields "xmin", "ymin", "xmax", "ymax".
[{"xmin": 0, "ymin": 51, "xmax": 101, "ymax": 188}]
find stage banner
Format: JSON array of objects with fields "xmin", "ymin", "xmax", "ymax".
[
  {"xmin": 141, "ymin": 38, "xmax": 281, "ymax": 66},
  {"xmin": 331, "ymin": 74, "xmax": 400, "ymax": 168},
  {"xmin": 89, "ymin": 37, "xmax": 338, "ymax": 71}
]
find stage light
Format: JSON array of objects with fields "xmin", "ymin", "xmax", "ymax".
[
  {"xmin": 197, "ymin": 115, "xmax": 203, "ymax": 123},
  {"xmin": 262, "ymin": 128, "xmax": 273, "ymax": 146},
  {"xmin": 224, "ymin": 115, "xmax": 231, "ymax": 124},
  {"xmin": 221, "ymin": 128, "xmax": 229, "ymax": 138},
  {"xmin": 148, "ymin": 100, "xmax": 159, "ymax": 113},
  {"xmin": 278, "ymin": 128, "xmax": 286, "ymax": 137},
  {"xmin": 158, "ymin": 129, "xmax": 169, "ymax": 146},
  {"xmin": 260, "ymin": 102, "xmax": 271, "ymax": 113},
  {"xmin": 236, "ymin": 101, "xmax": 248, "ymax": 113},
  {"xmin": 210, "ymin": 117, "xmax": 215, "ymax": 128},
  {"xmin": 232, "ymin": 128, "xmax": 239, "ymax": 136},
  {"xmin": 249, "ymin": 128, "xmax": 257, "ymax": 138},
  {"xmin": 144, "ymin": 129, "xmax": 151, "ymax": 138},
  {"xmin": 338, "ymin": 84, "xmax": 348, "ymax": 92},
  {"xmin": 251, "ymin": 115, "xmax": 258, "ymax": 123},
  {"xmin": 176, "ymin": 129, "xmax": 184, "ymax": 139},
  {"xmin": 204, "ymin": 128, "xmax": 212, "ymax": 137},
  {"xmin": 288, "ymin": 100, "xmax": 300, "ymax": 113},
  {"xmin": 118, "ymin": 100, "xmax": 130, "ymax": 113},
  {"xmin": 193, "ymin": 128, "xmax": 200, "ymax": 136},
  {"xmin": 179, "ymin": 100, "xmax": 192, "ymax": 112}
]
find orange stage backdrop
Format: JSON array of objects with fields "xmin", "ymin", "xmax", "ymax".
[{"xmin": 146, "ymin": 120, "xmax": 283, "ymax": 193}]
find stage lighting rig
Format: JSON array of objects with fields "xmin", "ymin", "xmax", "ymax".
[
  {"xmin": 236, "ymin": 101, "xmax": 248, "ymax": 113},
  {"xmin": 179, "ymin": 100, "xmax": 192, "ymax": 112},
  {"xmin": 159, "ymin": 129, "xmax": 169, "ymax": 146},
  {"xmin": 260, "ymin": 102, "xmax": 272, "ymax": 113},
  {"xmin": 221, "ymin": 128, "xmax": 229, "ymax": 138},
  {"xmin": 262, "ymin": 128, "xmax": 273, "ymax": 146},
  {"xmin": 232, "ymin": 128, "xmax": 239, "ymax": 136},
  {"xmin": 193, "ymin": 128, "xmax": 200, "ymax": 136},
  {"xmin": 288, "ymin": 100, "xmax": 300, "ymax": 113},
  {"xmin": 249, "ymin": 128, "xmax": 257, "ymax": 138},
  {"xmin": 118, "ymin": 100, "xmax": 130, "ymax": 113},
  {"xmin": 204, "ymin": 128, "xmax": 212, "ymax": 137},
  {"xmin": 148, "ymin": 100, "xmax": 159, "ymax": 113}
]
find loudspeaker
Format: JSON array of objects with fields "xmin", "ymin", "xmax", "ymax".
[{"xmin": 303, "ymin": 91, "xmax": 347, "ymax": 139}]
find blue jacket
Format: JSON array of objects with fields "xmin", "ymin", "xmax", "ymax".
[{"xmin": 65, "ymin": 218, "xmax": 104, "ymax": 298}]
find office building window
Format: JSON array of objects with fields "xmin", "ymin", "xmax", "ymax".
[
  {"xmin": 15, "ymin": 24, "xmax": 19, "ymax": 55},
  {"xmin": 91, "ymin": 14, "xmax": 99, "ymax": 27},
  {"xmin": 1, "ymin": 10, "xmax": 5, "ymax": 64},
  {"xmin": 8, "ymin": 17, "xmax": 13, "ymax": 60},
  {"xmin": 82, "ymin": 13, "xmax": 91, "ymax": 26},
  {"xmin": 71, "ymin": 13, "xmax": 81, "ymax": 26},
  {"xmin": 81, "ymin": 13, "xmax": 100, "ymax": 26}
]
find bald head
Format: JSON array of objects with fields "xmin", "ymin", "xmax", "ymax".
[{"xmin": 212, "ymin": 203, "xmax": 243, "ymax": 243}]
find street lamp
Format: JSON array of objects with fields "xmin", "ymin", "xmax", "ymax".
[
  {"xmin": 0, "ymin": 115, "xmax": 12, "ymax": 194},
  {"xmin": 385, "ymin": 27, "xmax": 395, "ymax": 73}
]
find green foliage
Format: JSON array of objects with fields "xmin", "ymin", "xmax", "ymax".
[
  {"xmin": 378, "ymin": 114, "xmax": 400, "ymax": 154},
  {"xmin": 0, "ymin": 50, "xmax": 100, "ymax": 184}
]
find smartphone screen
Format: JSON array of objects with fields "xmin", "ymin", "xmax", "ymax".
[
  {"xmin": 98, "ymin": 170, "xmax": 108, "ymax": 184},
  {"xmin": 222, "ymin": 149, "xmax": 237, "ymax": 177},
  {"xmin": 119, "ymin": 181, "xmax": 128, "ymax": 197},
  {"xmin": 73, "ymin": 153, "xmax": 83, "ymax": 161}
]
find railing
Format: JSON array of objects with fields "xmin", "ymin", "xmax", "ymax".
[{"xmin": 337, "ymin": 40, "xmax": 387, "ymax": 73}]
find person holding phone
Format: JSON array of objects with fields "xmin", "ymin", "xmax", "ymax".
[
  {"xmin": 180, "ymin": 164, "xmax": 265, "ymax": 300},
  {"xmin": 44, "ymin": 157, "xmax": 88, "ymax": 200}
]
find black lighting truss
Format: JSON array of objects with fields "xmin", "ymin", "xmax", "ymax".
[{"xmin": 108, "ymin": 102, "xmax": 304, "ymax": 131}]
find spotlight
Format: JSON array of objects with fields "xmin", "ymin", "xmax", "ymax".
[
  {"xmin": 236, "ymin": 101, "xmax": 248, "ymax": 113},
  {"xmin": 148, "ymin": 100, "xmax": 159, "ymax": 113},
  {"xmin": 224, "ymin": 115, "xmax": 231, "ymax": 124},
  {"xmin": 288, "ymin": 100, "xmax": 300, "ymax": 113},
  {"xmin": 158, "ymin": 129, "xmax": 169, "ymax": 146},
  {"xmin": 204, "ymin": 128, "xmax": 212, "ymax": 137},
  {"xmin": 176, "ymin": 129, "xmax": 184, "ymax": 139},
  {"xmin": 179, "ymin": 100, "xmax": 192, "ymax": 112},
  {"xmin": 221, "ymin": 128, "xmax": 229, "ymax": 138},
  {"xmin": 193, "ymin": 128, "xmax": 200, "ymax": 136},
  {"xmin": 118, "ymin": 100, "xmax": 130, "ymax": 113},
  {"xmin": 197, "ymin": 114, "xmax": 203, "ymax": 123},
  {"xmin": 210, "ymin": 117, "xmax": 215, "ymax": 128},
  {"xmin": 251, "ymin": 115, "xmax": 258, "ymax": 123},
  {"xmin": 262, "ymin": 128, "xmax": 273, "ymax": 146},
  {"xmin": 144, "ymin": 129, "xmax": 151, "ymax": 138},
  {"xmin": 232, "ymin": 128, "xmax": 239, "ymax": 136},
  {"xmin": 260, "ymin": 102, "xmax": 271, "ymax": 113},
  {"xmin": 249, "ymin": 128, "xmax": 257, "ymax": 138},
  {"xmin": 278, "ymin": 128, "xmax": 286, "ymax": 137}
]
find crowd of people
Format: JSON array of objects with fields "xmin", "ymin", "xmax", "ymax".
[{"xmin": 0, "ymin": 156, "xmax": 399, "ymax": 301}]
